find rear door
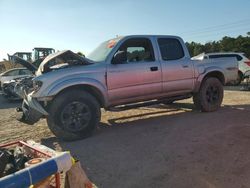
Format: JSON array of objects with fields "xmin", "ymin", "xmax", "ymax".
[
  {"xmin": 157, "ymin": 38, "xmax": 195, "ymax": 93},
  {"xmin": 107, "ymin": 37, "xmax": 162, "ymax": 103}
]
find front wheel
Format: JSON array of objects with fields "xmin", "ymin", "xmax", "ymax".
[
  {"xmin": 193, "ymin": 77, "xmax": 224, "ymax": 112},
  {"xmin": 47, "ymin": 89, "xmax": 101, "ymax": 141}
]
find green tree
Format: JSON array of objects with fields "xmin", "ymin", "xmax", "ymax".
[{"xmin": 186, "ymin": 32, "xmax": 250, "ymax": 58}]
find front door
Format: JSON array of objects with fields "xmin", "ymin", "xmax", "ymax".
[{"xmin": 107, "ymin": 37, "xmax": 162, "ymax": 103}]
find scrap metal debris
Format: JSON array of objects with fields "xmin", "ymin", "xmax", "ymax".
[{"xmin": 0, "ymin": 146, "xmax": 31, "ymax": 178}]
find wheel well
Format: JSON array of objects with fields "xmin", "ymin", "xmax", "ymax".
[
  {"xmin": 55, "ymin": 85, "xmax": 105, "ymax": 107},
  {"xmin": 204, "ymin": 71, "xmax": 225, "ymax": 85},
  {"xmin": 238, "ymin": 70, "xmax": 243, "ymax": 77}
]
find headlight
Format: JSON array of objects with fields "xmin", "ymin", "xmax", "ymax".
[{"xmin": 33, "ymin": 80, "xmax": 43, "ymax": 92}]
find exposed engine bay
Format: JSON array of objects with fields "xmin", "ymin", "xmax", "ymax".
[
  {"xmin": 3, "ymin": 50, "xmax": 92, "ymax": 100},
  {"xmin": 36, "ymin": 50, "xmax": 92, "ymax": 75}
]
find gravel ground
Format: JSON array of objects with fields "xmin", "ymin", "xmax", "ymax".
[{"xmin": 0, "ymin": 87, "xmax": 250, "ymax": 188}]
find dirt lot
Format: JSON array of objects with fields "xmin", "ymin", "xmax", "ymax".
[{"xmin": 1, "ymin": 87, "xmax": 250, "ymax": 188}]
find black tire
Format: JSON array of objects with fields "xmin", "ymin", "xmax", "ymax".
[
  {"xmin": 193, "ymin": 77, "xmax": 223, "ymax": 112},
  {"xmin": 161, "ymin": 100, "xmax": 174, "ymax": 105},
  {"xmin": 47, "ymin": 89, "xmax": 101, "ymax": 141}
]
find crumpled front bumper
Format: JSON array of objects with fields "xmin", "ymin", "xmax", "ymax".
[
  {"xmin": 19, "ymin": 92, "xmax": 49, "ymax": 125},
  {"xmin": 25, "ymin": 92, "xmax": 48, "ymax": 115}
]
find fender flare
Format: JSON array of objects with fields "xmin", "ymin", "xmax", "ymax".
[
  {"xmin": 42, "ymin": 78, "xmax": 109, "ymax": 106},
  {"xmin": 194, "ymin": 67, "xmax": 225, "ymax": 92}
]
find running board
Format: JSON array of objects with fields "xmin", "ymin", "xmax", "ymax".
[{"xmin": 108, "ymin": 94, "xmax": 192, "ymax": 112}]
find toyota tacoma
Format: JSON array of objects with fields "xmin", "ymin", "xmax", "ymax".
[{"xmin": 18, "ymin": 35, "xmax": 238, "ymax": 140}]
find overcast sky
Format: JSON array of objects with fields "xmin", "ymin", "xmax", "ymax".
[{"xmin": 0, "ymin": 0, "xmax": 250, "ymax": 60}]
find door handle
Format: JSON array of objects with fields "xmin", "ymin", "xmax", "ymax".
[
  {"xmin": 150, "ymin": 66, "xmax": 158, "ymax": 71},
  {"xmin": 182, "ymin": 65, "xmax": 189, "ymax": 68}
]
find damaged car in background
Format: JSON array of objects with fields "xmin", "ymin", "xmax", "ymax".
[
  {"xmin": 17, "ymin": 50, "xmax": 87, "ymax": 98},
  {"xmin": 17, "ymin": 35, "xmax": 238, "ymax": 141},
  {"xmin": 2, "ymin": 48, "xmax": 55, "ymax": 100},
  {"xmin": 0, "ymin": 68, "xmax": 33, "ymax": 100},
  {"xmin": 16, "ymin": 50, "xmax": 92, "ymax": 122}
]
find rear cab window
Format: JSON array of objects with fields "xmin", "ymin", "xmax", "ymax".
[{"xmin": 157, "ymin": 38, "xmax": 184, "ymax": 61}]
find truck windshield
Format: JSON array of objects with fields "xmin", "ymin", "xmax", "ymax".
[{"xmin": 87, "ymin": 38, "xmax": 122, "ymax": 62}]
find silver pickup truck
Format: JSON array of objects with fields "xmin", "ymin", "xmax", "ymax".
[{"xmin": 19, "ymin": 35, "xmax": 238, "ymax": 140}]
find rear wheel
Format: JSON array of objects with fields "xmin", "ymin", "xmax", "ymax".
[
  {"xmin": 193, "ymin": 77, "xmax": 223, "ymax": 112},
  {"xmin": 47, "ymin": 89, "xmax": 101, "ymax": 141}
]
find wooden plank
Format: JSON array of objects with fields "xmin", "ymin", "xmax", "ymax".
[{"xmin": 65, "ymin": 161, "xmax": 95, "ymax": 188}]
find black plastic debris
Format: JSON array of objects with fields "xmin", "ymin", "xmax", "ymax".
[{"xmin": 0, "ymin": 146, "xmax": 31, "ymax": 178}]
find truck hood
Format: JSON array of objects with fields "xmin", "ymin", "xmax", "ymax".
[{"xmin": 36, "ymin": 50, "xmax": 93, "ymax": 76}]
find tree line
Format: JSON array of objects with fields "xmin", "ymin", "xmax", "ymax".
[{"xmin": 186, "ymin": 32, "xmax": 250, "ymax": 58}]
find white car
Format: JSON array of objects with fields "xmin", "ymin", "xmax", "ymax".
[
  {"xmin": 0, "ymin": 68, "xmax": 32, "ymax": 89},
  {"xmin": 192, "ymin": 52, "xmax": 250, "ymax": 85}
]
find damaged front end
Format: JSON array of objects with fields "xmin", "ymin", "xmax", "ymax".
[
  {"xmin": 17, "ymin": 50, "xmax": 92, "ymax": 125},
  {"xmin": 2, "ymin": 56, "xmax": 36, "ymax": 100},
  {"xmin": 14, "ymin": 76, "xmax": 34, "ymax": 99},
  {"xmin": 2, "ymin": 77, "xmax": 34, "ymax": 101},
  {"xmin": 2, "ymin": 80, "xmax": 19, "ymax": 99},
  {"xmin": 17, "ymin": 92, "xmax": 49, "ymax": 125},
  {"xmin": 36, "ymin": 50, "xmax": 92, "ymax": 75}
]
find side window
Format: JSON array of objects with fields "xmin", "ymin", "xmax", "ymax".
[
  {"xmin": 115, "ymin": 38, "xmax": 155, "ymax": 63},
  {"xmin": 209, "ymin": 55, "xmax": 221, "ymax": 59},
  {"xmin": 19, "ymin": 69, "xmax": 31, "ymax": 75},
  {"xmin": 158, "ymin": 38, "xmax": 184, "ymax": 61},
  {"xmin": 225, "ymin": 54, "xmax": 239, "ymax": 61},
  {"xmin": 228, "ymin": 55, "xmax": 242, "ymax": 61},
  {"xmin": 235, "ymin": 55, "xmax": 243, "ymax": 61},
  {"xmin": 3, "ymin": 70, "xmax": 19, "ymax": 76}
]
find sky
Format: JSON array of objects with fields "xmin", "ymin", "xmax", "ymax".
[{"xmin": 0, "ymin": 0, "xmax": 250, "ymax": 60}]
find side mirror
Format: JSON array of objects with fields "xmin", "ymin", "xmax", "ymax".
[{"xmin": 112, "ymin": 51, "xmax": 127, "ymax": 64}]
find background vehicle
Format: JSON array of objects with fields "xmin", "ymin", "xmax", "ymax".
[
  {"xmin": 32, "ymin": 47, "xmax": 55, "ymax": 67},
  {"xmin": 18, "ymin": 35, "xmax": 238, "ymax": 141},
  {"xmin": 8, "ymin": 52, "xmax": 32, "ymax": 62},
  {"xmin": 8, "ymin": 47, "xmax": 55, "ymax": 69},
  {"xmin": 1, "ymin": 47, "xmax": 55, "ymax": 99},
  {"xmin": 0, "ymin": 68, "xmax": 32, "ymax": 89},
  {"xmin": 192, "ymin": 52, "xmax": 250, "ymax": 85}
]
